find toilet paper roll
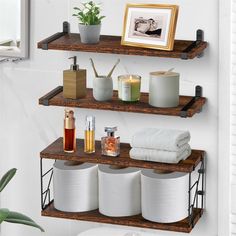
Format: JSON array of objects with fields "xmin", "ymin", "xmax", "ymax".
[
  {"xmin": 53, "ymin": 161, "xmax": 98, "ymax": 212},
  {"xmin": 98, "ymin": 165, "xmax": 141, "ymax": 217},
  {"xmin": 141, "ymin": 170, "xmax": 188, "ymax": 223},
  {"xmin": 149, "ymin": 71, "xmax": 179, "ymax": 108}
]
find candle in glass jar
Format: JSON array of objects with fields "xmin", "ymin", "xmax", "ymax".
[{"xmin": 118, "ymin": 75, "xmax": 141, "ymax": 102}]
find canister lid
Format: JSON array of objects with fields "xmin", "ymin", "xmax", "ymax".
[{"xmin": 150, "ymin": 71, "xmax": 179, "ymax": 77}]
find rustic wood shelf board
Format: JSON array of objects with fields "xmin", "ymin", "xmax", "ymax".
[
  {"xmin": 37, "ymin": 34, "xmax": 208, "ymax": 59},
  {"xmin": 39, "ymin": 87, "xmax": 206, "ymax": 118},
  {"xmin": 40, "ymin": 138, "xmax": 205, "ymax": 173},
  {"xmin": 42, "ymin": 202, "xmax": 203, "ymax": 233}
]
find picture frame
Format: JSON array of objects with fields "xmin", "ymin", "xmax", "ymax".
[{"xmin": 121, "ymin": 4, "xmax": 179, "ymax": 51}]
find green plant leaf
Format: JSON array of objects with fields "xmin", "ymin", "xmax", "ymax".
[
  {"xmin": 0, "ymin": 209, "xmax": 10, "ymax": 223},
  {"xmin": 72, "ymin": 1, "xmax": 105, "ymax": 24},
  {"xmin": 0, "ymin": 168, "xmax": 17, "ymax": 192},
  {"xmin": 4, "ymin": 211, "xmax": 44, "ymax": 232}
]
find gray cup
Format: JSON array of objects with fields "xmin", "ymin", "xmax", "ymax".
[
  {"xmin": 93, "ymin": 76, "xmax": 113, "ymax": 101},
  {"xmin": 79, "ymin": 24, "xmax": 101, "ymax": 44}
]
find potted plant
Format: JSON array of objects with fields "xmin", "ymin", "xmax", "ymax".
[
  {"xmin": 0, "ymin": 168, "xmax": 44, "ymax": 232},
  {"xmin": 73, "ymin": 1, "xmax": 105, "ymax": 44}
]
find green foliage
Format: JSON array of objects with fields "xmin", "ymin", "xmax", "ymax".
[
  {"xmin": 0, "ymin": 169, "xmax": 44, "ymax": 232},
  {"xmin": 5, "ymin": 211, "xmax": 44, "ymax": 232},
  {"xmin": 0, "ymin": 209, "xmax": 10, "ymax": 223},
  {"xmin": 0, "ymin": 168, "xmax": 16, "ymax": 192},
  {"xmin": 73, "ymin": 1, "xmax": 105, "ymax": 25}
]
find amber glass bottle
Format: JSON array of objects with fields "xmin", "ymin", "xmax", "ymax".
[
  {"xmin": 63, "ymin": 109, "xmax": 76, "ymax": 153},
  {"xmin": 84, "ymin": 116, "xmax": 95, "ymax": 153}
]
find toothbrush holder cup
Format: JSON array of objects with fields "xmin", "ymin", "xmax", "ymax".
[{"xmin": 93, "ymin": 76, "xmax": 113, "ymax": 101}]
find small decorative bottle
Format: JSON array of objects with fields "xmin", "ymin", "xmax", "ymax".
[
  {"xmin": 63, "ymin": 109, "xmax": 76, "ymax": 153},
  {"xmin": 84, "ymin": 116, "xmax": 95, "ymax": 153},
  {"xmin": 101, "ymin": 127, "xmax": 120, "ymax": 157}
]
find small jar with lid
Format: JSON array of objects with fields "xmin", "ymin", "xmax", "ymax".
[{"xmin": 101, "ymin": 127, "xmax": 120, "ymax": 157}]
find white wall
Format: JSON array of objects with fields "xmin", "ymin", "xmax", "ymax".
[
  {"xmin": 0, "ymin": 0, "xmax": 21, "ymax": 41},
  {"xmin": 0, "ymin": 0, "xmax": 219, "ymax": 236}
]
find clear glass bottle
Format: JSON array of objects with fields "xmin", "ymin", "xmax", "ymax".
[
  {"xmin": 101, "ymin": 127, "xmax": 120, "ymax": 157},
  {"xmin": 63, "ymin": 109, "xmax": 76, "ymax": 153},
  {"xmin": 84, "ymin": 116, "xmax": 95, "ymax": 153}
]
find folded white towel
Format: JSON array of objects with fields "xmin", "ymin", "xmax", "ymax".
[
  {"xmin": 130, "ymin": 144, "xmax": 191, "ymax": 164},
  {"xmin": 131, "ymin": 128, "xmax": 190, "ymax": 152}
]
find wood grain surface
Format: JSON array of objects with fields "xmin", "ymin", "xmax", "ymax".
[
  {"xmin": 40, "ymin": 138, "xmax": 205, "ymax": 173},
  {"xmin": 38, "ymin": 34, "xmax": 208, "ymax": 59},
  {"xmin": 42, "ymin": 202, "xmax": 203, "ymax": 233},
  {"xmin": 39, "ymin": 88, "xmax": 206, "ymax": 117}
]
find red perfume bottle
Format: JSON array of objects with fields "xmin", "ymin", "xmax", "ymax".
[{"xmin": 63, "ymin": 109, "xmax": 76, "ymax": 153}]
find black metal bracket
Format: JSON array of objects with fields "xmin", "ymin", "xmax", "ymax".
[
  {"xmin": 181, "ymin": 29, "xmax": 204, "ymax": 60},
  {"xmin": 180, "ymin": 85, "xmax": 202, "ymax": 118},
  {"xmin": 188, "ymin": 158, "xmax": 205, "ymax": 228},
  {"xmin": 41, "ymin": 21, "xmax": 69, "ymax": 50},
  {"xmin": 41, "ymin": 86, "xmax": 63, "ymax": 106},
  {"xmin": 40, "ymin": 158, "xmax": 54, "ymax": 210}
]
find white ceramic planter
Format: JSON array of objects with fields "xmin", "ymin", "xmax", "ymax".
[
  {"xmin": 93, "ymin": 76, "xmax": 113, "ymax": 101},
  {"xmin": 79, "ymin": 24, "xmax": 101, "ymax": 44},
  {"xmin": 149, "ymin": 71, "xmax": 180, "ymax": 108}
]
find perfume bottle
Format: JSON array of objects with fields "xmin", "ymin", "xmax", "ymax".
[
  {"xmin": 63, "ymin": 109, "xmax": 76, "ymax": 153},
  {"xmin": 101, "ymin": 127, "xmax": 120, "ymax": 157},
  {"xmin": 84, "ymin": 116, "xmax": 95, "ymax": 153}
]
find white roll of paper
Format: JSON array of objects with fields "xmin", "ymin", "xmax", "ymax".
[
  {"xmin": 149, "ymin": 71, "xmax": 179, "ymax": 108},
  {"xmin": 98, "ymin": 165, "xmax": 141, "ymax": 217},
  {"xmin": 53, "ymin": 161, "xmax": 98, "ymax": 212},
  {"xmin": 141, "ymin": 170, "xmax": 188, "ymax": 223}
]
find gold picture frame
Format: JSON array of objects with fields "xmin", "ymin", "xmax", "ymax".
[{"xmin": 121, "ymin": 4, "xmax": 179, "ymax": 51}]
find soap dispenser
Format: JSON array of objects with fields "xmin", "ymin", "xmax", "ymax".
[{"xmin": 63, "ymin": 56, "xmax": 87, "ymax": 99}]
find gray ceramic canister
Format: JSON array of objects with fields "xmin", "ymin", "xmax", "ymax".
[
  {"xmin": 149, "ymin": 71, "xmax": 180, "ymax": 108},
  {"xmin": 93, "ymin": 76, "xmax": 113, "ymax": 101}
]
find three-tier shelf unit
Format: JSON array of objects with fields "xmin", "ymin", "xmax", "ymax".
[{"xmin": 38, "ymin": 21, "xmax": 207, "ymax": 233}]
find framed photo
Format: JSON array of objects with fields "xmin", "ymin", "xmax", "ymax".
[{"xmin": 121, "ymin": 4, "xmax": 179, "ymax": 51}]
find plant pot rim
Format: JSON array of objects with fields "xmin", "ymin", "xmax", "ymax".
[{"xmin": 79, "ymin": 23, "xmax": 101, "ymax": 26}]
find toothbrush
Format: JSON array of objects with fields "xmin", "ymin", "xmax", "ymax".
[
  {"xmin": 90, "ymin": 58, "xmax": 99, "ymax": 77},
  {"xmin": 107, "ymin": 59, "xmax": 120, "ymax": 78}
]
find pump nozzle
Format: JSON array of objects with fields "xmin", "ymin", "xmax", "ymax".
[{"xmin": 69, "ymin": 56, "xmax": 79, "ymax": 71}]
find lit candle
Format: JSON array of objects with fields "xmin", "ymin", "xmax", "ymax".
[{"xmin": 118, "ymin": 75, "xmax": 141, "ymax": 102}]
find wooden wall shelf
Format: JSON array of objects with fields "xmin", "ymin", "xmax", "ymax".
[
  {"xmin": 38, "ymin": 23, "xmax": 206, "ymax": 233},
  {"xmin": 42, "ymin": 202, "xmax": 203, "ymax": 233},
  {"xmin": 37, "ymin": 31, "xmax": 207, "ymax": 60},
  {"xmin": 39, "ymin": 86, "xmax": 206, "ymax": 118},
  {"xmin": 40, "ymin": 138, "xmax": 205, "ymax": 173}
]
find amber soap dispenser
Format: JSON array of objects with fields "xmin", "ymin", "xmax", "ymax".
[
  {"xmin": 63, "ymin": 56, "xmax": 86, "ymax": 99},
  {"xmin": 64, "ymin": 109, "xmax": 76, "ymax": 153},
  {"xmin": 101, "ymin": 127, "xmax": 120, "ymax": 157}
]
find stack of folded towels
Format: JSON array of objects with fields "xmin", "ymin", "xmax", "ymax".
[{"xmin": 130, "ymin": 128, "xmax": 191, "ymax": 164}]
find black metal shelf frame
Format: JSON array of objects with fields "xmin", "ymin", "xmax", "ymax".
[{"xmin": 40, "ymin": 156, "xmax": 205, "ymax": 228}]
